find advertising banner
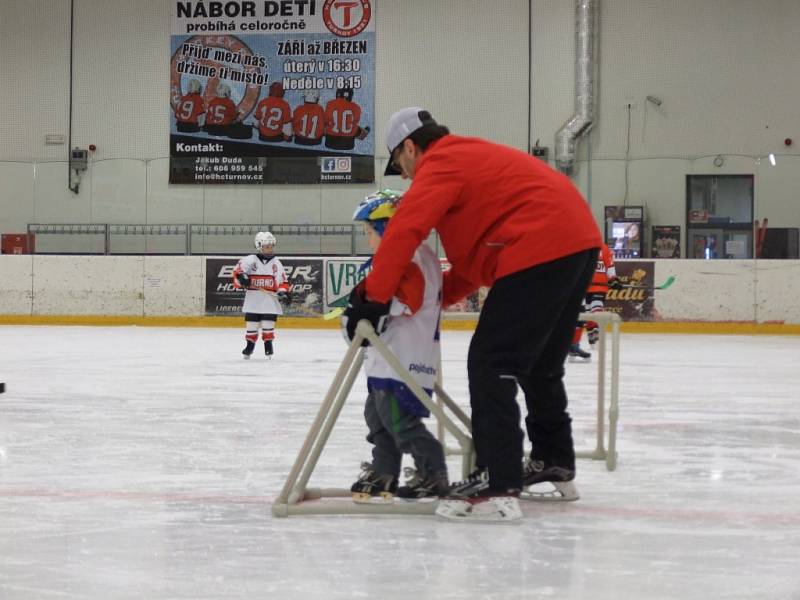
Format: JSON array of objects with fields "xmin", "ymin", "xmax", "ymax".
[
  {"xmin": 170, "ymin": 1, "xmax": 375, "ymax": 184},
  {"xmin": 324, "ymin": 257, "xmax": 368, "ymax": 311},
  {"xmin": 603, "ymin": 260, "xmax": 655, "ymax": 321},
  {"xmin": 205, "ymin": 256, "xmax": 323, "ymax": 316}
]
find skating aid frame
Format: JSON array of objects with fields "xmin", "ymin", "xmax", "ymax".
[{"xmin": 272, "ymin": 319, "xmax": 475, "ymax": 517}]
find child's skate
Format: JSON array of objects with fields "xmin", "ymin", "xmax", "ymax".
[
  {"xmin": 350, "ymin": 462, "xmax": 397, "ymax": 504},
  {"xmin": 396, "ymin": 467, "xmax": 449, "ymax": 501}
]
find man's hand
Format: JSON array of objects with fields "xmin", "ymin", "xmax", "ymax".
[{"xmin": 607, "ymin": 277, "xmax": 623, "ymax": 291}]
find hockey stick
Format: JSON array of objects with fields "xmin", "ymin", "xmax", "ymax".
[
  {"xmin": 322, "ymin": 307, "xmax": 344, "ymax": 321},
  {"xmin": 623, "ymin": 275, "xmax": 676, "ymax": 291}
]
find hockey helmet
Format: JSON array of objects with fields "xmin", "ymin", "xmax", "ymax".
[
  {"xmin": 352, "ymin": 189, "xmax": 403, "ymax": 237},
  {"xmin": 303, "ymin": 89, "xmax": 320, "ymax": 103},
  {"xmin": 187, "ymin": 79, "xmax": 202, "ymax": 94},
  {"xmin": 217, "ymin": 83, "xmax": 231, "ymax": 98},
  {"xmin": 255, "ymin": 231, "xmax": 277, "ymax": 250},
  {"xmin": 335, "ymin": 86, "xmax": 354, "ymax": 101},
  {"xmin": 269, "ymin": 82, "xmax": 285, "ymax": 98}
]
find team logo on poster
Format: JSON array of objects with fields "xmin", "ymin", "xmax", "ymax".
[{"xmin": 322, "ymin": 0, "xmax": 372, "ymax": 37}]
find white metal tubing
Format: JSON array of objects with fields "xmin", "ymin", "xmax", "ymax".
[
  {"xmin": 273, "ymin": 319, "xmax": 476, "ymax": 517},
  {"xmin": 290, "ymin": 349, "xmax": 365, "ymax": 501},
  {"xmin": 606, "ymin": 317, "xmax": 621, "ymax": 470},
  {"xmin": 574, "ymin": 311, "xmax": 621, "ymax": 469},
  {"xmin": 273, "ymin": 334, "xmax": 365, "ymax": 512}
]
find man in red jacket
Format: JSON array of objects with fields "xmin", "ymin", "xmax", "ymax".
[{"xmin": 343, "ymin": 107, "xmax": 601, "ymax": 521}]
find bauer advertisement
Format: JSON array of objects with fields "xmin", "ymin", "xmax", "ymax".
[
  {"xmin": 205, "ymin": 257, "xmax": 323, "ymax": 316},
  {"xmin": 170, "ymin": 1, "xmax": 375, "ymax": 184}
]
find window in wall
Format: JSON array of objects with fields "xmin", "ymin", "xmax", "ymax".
[{"xmin": 686, "ymin": 175, "xmax": 754, "ymax": 259}]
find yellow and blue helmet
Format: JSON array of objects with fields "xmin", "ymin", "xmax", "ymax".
[{"xmin": 352, "ymin": 189, "xmax": 403, "ymax": 237}]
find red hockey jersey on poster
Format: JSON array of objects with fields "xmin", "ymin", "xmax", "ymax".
[
  {"xmin": 324, "ymin": 98, "xmax": 361, "ymax": 138},
  {"xmin": 174, "ymin": 93, "xmax": 205, "ymax": 124},
  {"xmin": 293, "ymin": 103, "xmax": 325, "ymax": 141},
  {"xmin": 205, "ymin": 97, "xmax": 239, "ymax": 126},
  {"xmin": 254, "ymin": 97, "xmax": 292, "ymax": 137}
]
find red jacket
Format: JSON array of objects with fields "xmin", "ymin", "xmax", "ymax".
[{"xmin": 365, "ymin": 135, "xmax": 602, "ymax": 304}]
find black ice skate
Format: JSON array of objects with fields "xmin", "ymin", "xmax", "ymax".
[
  {"xmin": 242, "ymin": 340, "xmax": 256, "ymax": 359},
  {"xmin": 264, "ymin": 340, "xmax": 274, "ymax": 357},
  {"xmin": 521, "ymin": 457, "xmax": 579, "ymax": 502},
  {"xmin": 395, "ymin": 467, "xmax": 449, "ymax": 500},
  {"xmin": 568, "ymin": 343, "xmax": 591, "ymax": 362},
  {"xmin": 447, "ymin": 466, "xmax": 489, "ymax": 497},
  {"xmin": 350, "ymin": 462, "xmax": 397, "ymax": 504}
]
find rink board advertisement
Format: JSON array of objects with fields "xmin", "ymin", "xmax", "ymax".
[
  {"xmin": 170, "ymin": 1, "xmax": 376, "ymax": 184},
  {"xmin": 323, "ymin": 257, "xmax": 486, "ymax": 314},
  {"xmin": 324, "ymin": 258, "xmax": 367, "ymax": 309},
  {"xmin": 205, "ymin": 257, "xmax": 323, "ymax": 316},
  {"xmin": 604, "ymin": 260, "xmax": 655, "ymax": 321}
]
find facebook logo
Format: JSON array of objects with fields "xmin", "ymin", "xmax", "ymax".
[{"xmin": 321, "ymin": 157, "xmax": 352, "ymax": 173}]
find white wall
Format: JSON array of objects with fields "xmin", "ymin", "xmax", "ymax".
[
  {"xmin": 1, "ymin": 0, "xmax": 799, "ymax": 246},
  {"xmin": 1, "ymin": 256, "xmax": 798, "ymax": 324}
]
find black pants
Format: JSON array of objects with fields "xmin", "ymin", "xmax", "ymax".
[{"xmin": 467, "ymin": 248, "xmax": 598, "ymax": 490}]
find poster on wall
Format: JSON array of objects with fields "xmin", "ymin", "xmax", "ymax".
[
  {"xmin": 205, "ymin": 257, "xmax": 323, "ymax": 316},
  {"xmin": 603, "ymin": 260, "xmax": 655, "ymax": 321},
  {"xmin": 170, "ymin": 1, "xmax": 375, "ymax": 184},
  {"xmin": 651, "ymin": 226, "xmax": 681, "ymax": 258}
]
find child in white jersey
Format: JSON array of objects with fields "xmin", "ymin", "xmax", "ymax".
[
  {"xmin": 232, "ymin": 231, "xmax": 291, "ymax": 358},
  {"xmin": 345, "ymin": 190, "xmax": 449, "ymax": 503}
]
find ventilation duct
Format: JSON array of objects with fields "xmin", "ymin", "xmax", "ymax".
[{"xmin": 555, "ymin": 0, "xmax": 598, "ymax": 173}]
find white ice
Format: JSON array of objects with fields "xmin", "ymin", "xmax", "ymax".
[{"xmin": 1, "ymin": 325, "xmax": 799, "ymax": 599}]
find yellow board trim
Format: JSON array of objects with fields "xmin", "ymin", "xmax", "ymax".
[{"xmin": 0, "ymin": 314, "xmax": 798, "ymax": 335}]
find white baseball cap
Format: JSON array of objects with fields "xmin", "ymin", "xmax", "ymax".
[{"xmin": 384, "ymin": 107, "xmax": 438, "ymax": 175}]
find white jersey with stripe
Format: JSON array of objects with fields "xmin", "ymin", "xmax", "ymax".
[
  {"xmin": 364, "ymin": 244, "xmax": 442, "ymax": 417},
  {"xmin": 236, "ymin": 254, "xmax": 288, "ymax": 315}
]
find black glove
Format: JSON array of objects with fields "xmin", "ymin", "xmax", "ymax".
[
  {"xmin": 342, "ymin": 283, "xmax": 391, "ymax": 346},
  {"xmin": 277, "ymin": 289, "xmax": 291, "ymax": 306},
  {"xmin": 236, "ymin": 272, "xmax": 250, "ymax": 290},
  {"xmin": 608, "ymin": 277, "xmax": 624, "ymax": 290}
]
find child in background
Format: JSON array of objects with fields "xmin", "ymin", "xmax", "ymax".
[
  {"xmin": 569, "ymin": 242, "xmax": 621, "ymax": 360},
  {"xmin": 344, "ymin": 190, "xmax": 449, "ymax": 503},
  {"xmin": 232, "ymin": 231, "xmax": 291, "ymax": 358}
]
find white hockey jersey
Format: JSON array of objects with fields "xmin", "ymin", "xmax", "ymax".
[
  {"xmin": 233, "ymin": 254, "xmax": 289, "ymax": 315},
  {"xmin": 364, "ymin": 244, "xmax": 442, "ymax": 417}
]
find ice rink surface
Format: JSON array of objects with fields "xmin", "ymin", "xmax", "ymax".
[{"xmin": 1, "ymin": 325, "xmax": 799, "ymax": 599}]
